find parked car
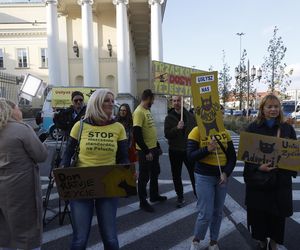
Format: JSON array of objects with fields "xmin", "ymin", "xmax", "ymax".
[
  {"xmin": 249, "ymin": 110, "xmax": 258, "ymax": 117},
  {"xmin": 232, "ymin": 110, "xmax": 243, "ymax": 116},
  {"xmin": 224, "ymin": 109, "xmax": 232, "ymax": 116}
]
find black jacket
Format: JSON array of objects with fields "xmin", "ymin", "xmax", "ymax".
[
  {"xmin": 53, "ymin": 106, "xmax": 86, "ymax": 134},
  {"xmin": 243, "ymin": 119, "xmax": 297, "ymax": 217},
  {"xmin": 164, "ymin": 108, "xmax": 196, "ymax": 151}
]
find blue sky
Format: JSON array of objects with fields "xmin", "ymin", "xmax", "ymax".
[{"xmin": 162, "ymin": 0, "xmax": 300, "ymax": 92}]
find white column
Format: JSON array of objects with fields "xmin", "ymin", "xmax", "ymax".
[
  {"xmin": 45, "ymin": 0, "xmax": 61, "ymax": 86},
  {"xmin": 78, "ymin": 0, "xmax": 99, "ymax": 87},
  {"xmin": 113, "ymin": 0, "xmax": 130, "ymax": 93},
  {"xmin": 58, "ymin": 14, "xmax": 69, "ymax": 86},
  {"xmin": 149, "ymin": 0, "xmax": 164, "ymax": 61}
]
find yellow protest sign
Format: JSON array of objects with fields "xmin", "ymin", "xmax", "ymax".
[
  {"xmin": 152, "ymin": 61, "xmax": 204, "ymax": 96},
  {"xmin": 52, "ymin": 87, "xmax": 102, "ymax": 108},
  {"xmin": 238, "ymin": 132, "xmax": 300, "ymax": 171},
  {"xmin": 191, "ymin": 71, "xmax": 225, "ymax": 139},
  {"xmin": 53, "ymin": 164, "xmax": 137, "ymax": 200}
]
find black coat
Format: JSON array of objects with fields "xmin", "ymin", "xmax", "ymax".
[
  {"xmin": 243, "ymin": 119, "xmax": 297, "ymax": 217},
  {"xmin": 164, "ymin": 108, "xmax": 196, "ymax": 151}
]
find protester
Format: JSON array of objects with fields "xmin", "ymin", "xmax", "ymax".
[
  {"xmin": 53, "ymin": 91, "xmax": 86, "ymax": 135},
  {"xmin": 60, "ymin": 89, "xmax": 128, "ymax": 250},
  {"xmin": 164, "ymin": 96, "xmax": 196, "ymax": 208},
  {"xmin": 187, "ymin": 105, "xmax": 236, "ymax": 250},
  {"xmin": 115, "ymin": 103, "xmax": 137, "ymax": 163},
  {"xmin": 243, "ymin": 94, "xmax": 297, "ymax": 250},
  {"xmin": 0, "ymin": 98, "xmax": 48, "ymax": 250},
  {"xmin": 133, "ymin": 89, "xmax": 167, "ymax": 212}
]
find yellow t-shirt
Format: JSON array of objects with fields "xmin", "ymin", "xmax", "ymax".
[
  {"xmin": 188, "ymin": 127, "xmax": 231, "ymax": 166},
  {"xmin": 70, "ymin": 121, "xmax": 127, "ymax": 167},
  {"xmin": 133, "ymin": 105, "xmax": 157, "ymax": 150}
]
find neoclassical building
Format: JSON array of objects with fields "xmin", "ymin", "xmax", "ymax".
[{"xmin": 0, "ymin": 0, "xmax": 167, "ymax": 101}]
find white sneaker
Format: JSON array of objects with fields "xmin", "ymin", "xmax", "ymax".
[
  {"xmin": 208, "ymin": 244, "xmax": 220, "ymax": 250},
  {"xmin": 190, "ymin": 241, "xmax": 200, "ymax": 250}
]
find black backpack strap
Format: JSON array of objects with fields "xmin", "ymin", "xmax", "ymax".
[{"xmin": 214, "ymin": 135, "xmax": 227, "ymax": 156}]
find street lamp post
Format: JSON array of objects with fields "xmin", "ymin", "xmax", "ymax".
[{"xmin": 235, "ymin": 60, "xmax": 262, "ymax": 116}]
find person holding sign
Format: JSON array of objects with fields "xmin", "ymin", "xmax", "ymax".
[
  {"xmin": 60, "ymin": 89, "xmax": 128, "ymax": 250},
  {"xmin": 243, "ymin": 94, "xmax": 297, "ymax": 250},
  {"xmin": 187, "ymin": 126, "xmax": 236, "ymax": 250},
  {"xmin": 133, "ymin": 89, "xmax": 166, "ymax": 213},
  {"xmin": 164, "ymin": 96, "xmax": 196, "ymax": 208},
  {"xmin": 0, "ymin": 99, "xmax": 48, "ymax": 250}
]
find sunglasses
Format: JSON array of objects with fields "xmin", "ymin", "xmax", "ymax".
[{"xmin": 73, "ymin": 99, "xmax": 83, "ymax": 103}]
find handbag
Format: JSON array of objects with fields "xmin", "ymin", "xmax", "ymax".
[
  {"xmin": 244, "ymin": 128, "xmax": 280, "ymax": 189},
  {"xmin": 70, "ymin": 119, "xmax": 84, "ymax": 168}
]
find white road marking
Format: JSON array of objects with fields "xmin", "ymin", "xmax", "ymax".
[
  {"xmin": 87, "ymin": 202, "xmax": 198, "ymax": 250},
  {"xmin": 42, "ymin": 185, "xmax": 194, "ymax": 244}
]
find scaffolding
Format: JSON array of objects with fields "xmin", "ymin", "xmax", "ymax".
[{"xmin": 0, "ymin": 71, "xmax": 20, "ymax": 103}]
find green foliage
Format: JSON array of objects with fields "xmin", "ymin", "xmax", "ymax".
[
  {"xmin": 218, "ymin": 50, "xmax": 232, "ymax": 107},
  {"xmin": 234, "ymin": 49, "xmax": 248, "ymax": 110},
  {"xmin": 223, "ymin": 116, "xmax": 253, "ymax": 134},
  {"xmin": 261, "ymin": 26, "xmax": 292, "ymax": 92}
]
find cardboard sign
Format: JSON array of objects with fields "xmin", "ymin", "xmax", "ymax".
[
  {"xmin": 238, "ymin": 132, "xmax": 300, "ymax": 171},
  {"xmin": 52, "ymin": 87, "xmax": 104, "ymax": 108},
  {"xmin": 152, "ymin": 61, "xmax": 204, "ymax": 96},
  {"xmin": 53, "ymin": 164, "xmax": 136, "ymax": 200},
  {"xmin": 191, "ymin": 71, "xmax": 225, "ymax": 139}
]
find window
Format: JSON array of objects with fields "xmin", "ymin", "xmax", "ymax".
[
  {"xmin": 0, "ymin": 49, "xmax": 3, "ymax": 68},
  {"xmin": 17, "ymin": 48, "xmax": 28, "ymax": 68},
  {"xmin": 41, "ymin": 48, "xmax": 48, "ymax": 68}
]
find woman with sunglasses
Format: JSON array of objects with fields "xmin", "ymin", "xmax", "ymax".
[{"xmin": 53, "ymin": 91, "xmax": 86, "ymax": 135}]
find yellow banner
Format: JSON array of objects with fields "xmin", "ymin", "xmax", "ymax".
[
  {"xmin": 238, "ymin": 132, "xmax": 300, "ymax": 171},
  {"xmin": 152, "ymin": 61, "xmax": 204, "ymax": 96},
  {"xmin": 191, "ymin": 71, "xmax": 225, "ymax": 140},
  {"xmin": 53, "ymin": 164, "xmax": 136, "ymax": 200},
  {"xmin": 52, "ymin": 87, "xmax": 102, "ymax": 108}
]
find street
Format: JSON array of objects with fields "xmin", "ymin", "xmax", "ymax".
[{"xmin": 37, "ymin": 132, "xmax": 300, "ymax": 250}]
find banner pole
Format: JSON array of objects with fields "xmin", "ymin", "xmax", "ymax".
[
  {"xmin": 180, "ymin": 96, "xmax": 184, "ymax": 121},
  {"xmin": 215, "ymin": 148, "xmax": 222, "ymax": 176}
]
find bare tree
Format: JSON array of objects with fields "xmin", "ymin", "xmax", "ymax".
[
  {"xmin": 234, "ymin": 49, "xmax": 248, "ymax": 110},
  {"xmin": 218, "ymin": 50, "xmax": 232, "ymax": 107},
  {"xmin": 261, "ymin": 26, "xmax": 293, "ymax": 92}
]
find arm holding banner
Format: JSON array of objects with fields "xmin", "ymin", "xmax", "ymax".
[
  {"xmin": 164, "ymin": 115, "xmax": 182, "ymax": 140},
  {"xmin": 187, "ymin": 139, "xmax": 216, "ymax": 161},
  {"xmin": 116, "ymin": 139, "xmax": 130, "ymax": 164}
]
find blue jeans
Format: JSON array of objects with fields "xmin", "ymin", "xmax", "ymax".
[
  {"xmin": 70, "ymin": 198, "xmax": 119, "ymax": 250},
  {"xmin": 193, "ymin": 173, "xmax": 227, "ymax": 241}
]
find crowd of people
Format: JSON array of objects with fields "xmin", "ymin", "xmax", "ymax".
[{"xmin": 0, "ymin": 90, "xmax": 298, "ymax": 250}]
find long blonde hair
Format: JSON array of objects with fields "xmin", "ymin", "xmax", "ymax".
[
  {"xmin": 84, "ymin": 89, "xmax": 114, "ymax": 123},
  {"xmin": 0, "ymin": 98, "xmax": 15, "ymax": 130},
  {"xmin": 256, "ymin": 94, "xmax": 284, "ymax": 123}
]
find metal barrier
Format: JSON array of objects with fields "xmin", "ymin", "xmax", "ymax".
[{"xmin": 0, "ymin": 72, "xmax": 20, "ymax": 103}]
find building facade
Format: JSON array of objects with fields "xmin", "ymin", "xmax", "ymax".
[{"xmin": 0, "ymin": 0, "xmax": 167, "ymax": 106}]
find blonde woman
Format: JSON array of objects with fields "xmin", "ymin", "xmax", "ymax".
[
  {"xmin": 0, "ymin": 98, "xmax": 48, "ymax": 250},
  {"xmin": 60, "ymin": 89, "xmax": 129, "ymax": 250},
  {"xmin": 243, "ymin": 94, "xmax": 297, "ymax": 250}
]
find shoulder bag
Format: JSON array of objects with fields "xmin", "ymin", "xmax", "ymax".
[{"xmin": 70, "ymin": 119, "xmax": 84, "ymax": 168}]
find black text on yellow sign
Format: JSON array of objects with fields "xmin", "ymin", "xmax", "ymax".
[
  {"xmin": 152, "ymin": 60, "xmax": 203, "ymax": 96},
  {"xmin": 238, "ymin": 132, "xmax": 300, "ymax": 171},
  {"xmin": 191, "ymin": 71, "xmax": 225, "ymax": 139}
]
